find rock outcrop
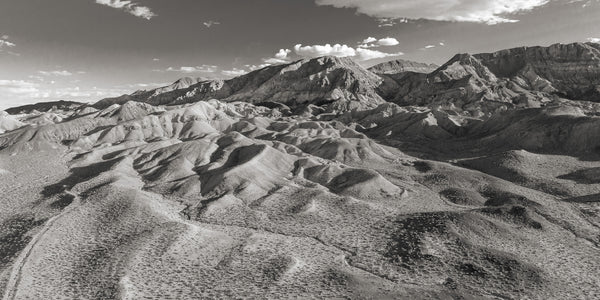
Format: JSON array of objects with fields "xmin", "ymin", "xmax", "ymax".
[{"xmin": 380, "ymin": 42, "xmax": 600, "ymax": 116}]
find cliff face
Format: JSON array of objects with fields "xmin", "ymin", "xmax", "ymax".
[
  {"xmin": 475, "ymin": 43, "xmax": 600, "ymax": 100},
  {"xmin": 379, "ymin": 42, "xmax": 600, "ymax": 116}
]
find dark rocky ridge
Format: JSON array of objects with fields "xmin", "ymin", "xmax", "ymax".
[{"xmin": 6, "ymin": 100, "xmax": 84, "ymax": 115}]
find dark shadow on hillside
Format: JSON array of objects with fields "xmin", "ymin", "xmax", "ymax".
[{"xmin": 41, "ymin": 158, "xmax": 123, "ymax": 197}]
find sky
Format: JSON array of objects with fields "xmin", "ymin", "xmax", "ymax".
[{"xmin": 0, "ymin": 0, "xmax": 599, "ymax": 110}]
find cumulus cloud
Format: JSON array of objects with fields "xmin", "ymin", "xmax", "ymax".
[
  {"xmin": 315, "ymin": 0, "xmax": 553, "ymax": 24},
  {"xmin": 377, "ymin": 37, "xmax": 400, "ymax": 46},
  {"xmin": 294, "ymin": 43, "xmax": 402, "ymax": 61},
  {"xmin": 38, "ymin": 70, "xmax": 73, "ymax": 76},
  {"xmin": 362, "ymin": 37, "xmax": 378, "ymax": 44},
  {"xmin": 588, "ymin": 37, "xmax": 600, "ymax": 43},
  {"xmin": 222, "ymin": 68, "xmax": 247, "ymax": 77},
  {"xmin": 358, "ymin": 37, "xmax": 400, "ymax": 48},
  {"xmin": 274, "ymin": 49, "xmax": 291, "ymax": 60},
  {"xmin": 95, "ymin": 0, "xmax": 156, "ymax": 20},
  {"xmin": 165, "ymin": 65, "xmax": 217, "ymax": 73},
  {"xmin": 294, "ymin": 44, "xmax": 356, "ymax": 58}
]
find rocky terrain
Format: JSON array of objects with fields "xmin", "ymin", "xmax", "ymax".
[{"xmin": 1, "ymin": 42, "xmax": 600, "ymax": 299}]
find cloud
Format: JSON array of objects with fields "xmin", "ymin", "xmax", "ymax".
[
  {"xmin": 355, "ymin": 48, "xmax": 404, "ymax": 61},
  {"xmin": 424, "ymin": 45, "xmax": 436, "ymax": 49},
  {"xmin": 0, "ymin": 36, "xmax": 18, "ymax": 55},
  {"xmin": 294, "ymin": 44, "xmax": 356, "ymax": 58},
  {"xmin": 165, "ymin": 65, "xmax": 217, "ymax": 73},
  {"xmin": 38, "ymin": 70, "xmax": 73, "ymax": 76},
  {"xmin": 377, "ymin": 18, "xmax": 409, "ymax": 27},
  {"xmin": 203, "ymin": 21, "xmax": 221, "ymax": 28},
  {"xmin": 95, "ymin": 0, "xmax": 156, "ymax": 20},
  {"xmin": 274, "ymin": 49, "xmax": 291, "ymax": 60},
  {"xmin": 263, "ymin": 58, "xmax": 288, "ymax": 64},
  {"xmin": 588, "ymin": 37, "xmax": 600, "ymax": 43},
  {"xmin": 262, "ymin": 49, "xmax": 292, "ymax": 65},
  {"xmin": 222, "ymin": 68, "xmax": 247, "ymax": 77},
  {"xmin": 294, "ymin": 43, "xmax": 402, "ymax": 61},
  {"xmin": 0, "ymin": 79, "xmax": 150, "ymax": 110},
  {"xmin": 362, "ymin": 37, "xmax": 378, "ymax": 44},
  {"xmin": 377, "ymin": 37, "xmax": 400, "ymax": 46},
  {"xmin": 245, "ymin": 64, "xmax": 272, "ymax": 71},
  {"xmin": 315, "ymin": 0, "xmax": 552, "ymax": 24},
  {"xmin": 0, "ymin": 80, "xmax": 39, "ymax": 95},
  {"xmin": 358, "ymin": 37, "xmax": 400, "ymax": 48},
  {"xmin": 152, "ymin": 58, "xmax": 160, "ymax": 61},
  {"xmin": 294, "ymin": 44, "xmax": 404, "ymax": 61},
  {"xmin": 0, "ymin": 39, "xmax": 15, "ymax": 48}
]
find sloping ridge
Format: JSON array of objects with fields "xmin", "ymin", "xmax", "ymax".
[
  {"xmin": 5, "ymin": 100, "xmax": 84, "ymax": 115},
  {"xmin": 379, "ymin": 42, "xmax": 600, "ymax": 115},
  {"xmin": 94, "ymin": 56, "xmax": 384, "ymax": 111},
  {"xmin": 474, "ymin": 42, "xmax": 600, "ymax": 100},
  {"xmin": 368, "ymin": 59, "xmax": 439, "ymax": 74}
]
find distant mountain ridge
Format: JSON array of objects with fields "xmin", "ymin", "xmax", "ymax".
[
  {"xmin": 94, "ymin": 56, "xmax": 385, "ymax": 112},
  {"xmin": 379, "ymin": 42, "xmax": 600, "ymax": 116},
  {"xmin": 91, "ymin": 42, "xmax": 600, "ymax": 117},
  {"xmin": 6, "ymin": 100, "xmax": 84, "ymax": 115}
]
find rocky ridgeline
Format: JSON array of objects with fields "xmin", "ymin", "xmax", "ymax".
[{"xmin": 88, "ymin": 42, "xmax": 600, "ymax": 118}]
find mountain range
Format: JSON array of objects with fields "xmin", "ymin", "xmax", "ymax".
[{"xmin": 1, "ymin": 42, "xmax": 600, "ymax": 299}]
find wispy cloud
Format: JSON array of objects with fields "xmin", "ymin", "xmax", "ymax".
[
  {"xmin": 0, "ymin": 39, "xmax": 15, "ymax": 48},
  {"xmin": 245, "ymin": 64, "xmax": 272, "ymax": 71},
  {"xmin": 95, "ymin": 0, "xmax": 156, "ymax": 20},
  {"xmin": 0, "ymin": 80, "xmax": 39, "ymax": 95},
  {"xmin": 0, "ymin": 35, "xmax": 18, "ymax": 56},
  {"xmin": 38, "ymin": 70, "xmax": 73, "ymax": 76},
  {"xmin": 316, "ymin": 0, "xmax": 555, "ymax": 25},
  {"xmin": 203, "ymin": 21, "xmax": 221, "ymax": 28},
  {"xmin": 222, "ymin": 68, "xmax": 247, "ymax": 77},
  {"xmin": 163, "ymin": 65, "xmax": 218, "ymax": 73}
]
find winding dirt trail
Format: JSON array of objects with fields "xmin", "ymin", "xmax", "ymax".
[{"xmin": 2, "ymin": 191, "xmax": 80, "ymax": 300}]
